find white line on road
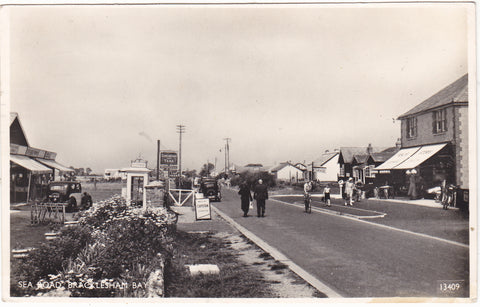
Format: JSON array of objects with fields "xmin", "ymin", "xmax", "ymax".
[
  {"xmin": 211, "ymin": 205, "xmax": 343, "ymax": 298},
  {"xmin": 271, "ymin": 198, "xmax": 469, "ymax": 249}
]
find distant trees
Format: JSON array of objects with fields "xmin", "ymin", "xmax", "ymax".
[
  {"xmin": 71, "ymin": 167, "xmax": 94, "ymax": 176},
  {"xmin": 199, "ymin": 163, "xmax": 215, "ymax": 177}
]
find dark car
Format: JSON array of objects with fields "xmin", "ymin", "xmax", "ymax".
[
  {"xmin": 44, "ymin": 181, "xmax": 82, "ymax": 212},
  {"xmin": 200, "ymin": 178, "xmax": 221, "ymax": 202}
]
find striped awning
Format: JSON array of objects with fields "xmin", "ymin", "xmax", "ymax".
[
  {"xmin": 11, "ymin": 155, "xmax": 52, "ymax": 174},
  {"xmin": 374, "ymin": 143, "xmax": 447, "ymax": 170},
  {"xmin": 36, "ymin": 158, "xmax": 74, "ymax": 172}
]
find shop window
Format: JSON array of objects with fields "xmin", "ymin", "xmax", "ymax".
[
  {"xmin": 406, "ymin": 117, "xmax": 417, "ymax": 138},
  {"xmin": 433, "ymin": 108, "xmax": 447, "ymax": 133}
]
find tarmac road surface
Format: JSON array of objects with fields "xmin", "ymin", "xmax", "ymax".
[{"xmin": 212, "ymin": 188, "xmax": 470, "ymax": 298}]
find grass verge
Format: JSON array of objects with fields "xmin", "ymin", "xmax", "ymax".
[{"xmin": 164, "ymin": 230, "xmax": 276, "ymax": 298}]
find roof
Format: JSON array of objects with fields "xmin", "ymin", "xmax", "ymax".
[
  {"xmin": 313, "ymin": 152, "xmax": 339, "ymax": 166},
  {"xmin": 270, "ymin": 162, "xmax": 290, "ymax": 172},
  {"xmin": 10, "ymin": 112, "xmax": 18, "ymax": 125},
  {"xmin": 370, "ymin": 151, "xmax": 397, "ymax": 163},
  {"xmin": 339, "ymin": 147, "xmax": 388, "ymax": 164},
  {"xmin": 398, "ymin": 74, "xmax": 468, "ymax": 119},
  {"xmin": 352, "ymin": 154, "xmax": 368, "ymax": 164}
]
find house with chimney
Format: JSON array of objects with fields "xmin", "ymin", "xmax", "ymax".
[{"xmin": 375, "ymin": 74, "xmax": 469, "ymax": 207}]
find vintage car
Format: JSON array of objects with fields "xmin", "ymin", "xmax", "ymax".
[
  {"xmin": 44, "ymin": 181, "xmax": 83, "ymax": 212},
  {"xmin": 200, "ymin": 178, "xmax": 221, "ymax": 202}
]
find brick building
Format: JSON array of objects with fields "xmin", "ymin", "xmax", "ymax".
[{"xmin": 375, "ymin": 74, "xmax": 469, "ymax": 206}]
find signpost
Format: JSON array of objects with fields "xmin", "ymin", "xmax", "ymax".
[
  {"xmin": 195, "ymin": 197, "xmax": 211, "ymax": 220},
  {"xmin": 160, "ymin": 151, "xmax": 178, "ymax": 165}
]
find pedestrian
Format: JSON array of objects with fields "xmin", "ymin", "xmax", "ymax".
[
  {"xmin": 323, "ymin": 184, "xmax": 331, "ymax": 207},
  {"xmin": 254, "ymin": 179, "xmax": 269, "ymax": 217},
  {"xmin": 238, "ymin": 182, "xmax": 253, "ymax": 217},
  {"xmin": 81, "ymin": 192, "xmax": 93, "ymax": 210},
  {"xmin": 407, "ymin": 169, "xmax": 417, "ymax": 200},
  {"xmin": 344, "ymin": 177, "xmax": 354, "ymax": 206}
]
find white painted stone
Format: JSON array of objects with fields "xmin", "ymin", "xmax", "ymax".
[{"xmin": 187, "ymin": 264, "xmax": 220, "ymax": 276}]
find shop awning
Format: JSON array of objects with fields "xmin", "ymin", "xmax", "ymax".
[
  {"xmin": 374, "ymin": 143, "xmax": 448, "ymax": 171},
  {"xmin": 10, "ymin": 155, "xmax": 52, "ymax": 174},
  {"xmin": 36, "ymin": 158, "xmax": 74, "ymax": 172},
  {"xmin": 374, "ymin": 147, "xmax": 421, "ymax": 170},
  {"xmin": 393, "ymin": 143, "xmax": 447, "ymax": 169}
]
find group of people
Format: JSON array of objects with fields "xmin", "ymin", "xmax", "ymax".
[
  {"xmin": 238, "ymin": 179, "xmax": 336, "ymax": 217},
  {"xmin": 303, "ymin": 180, "xmax": 331, "ymax": 207},
  {"xmin": 238, "ymin": 179, "xmax": 268, "ymax": 217},
  {"xmin": 339, "ymin": 177, "xmax": 358, "ymax": 206}
]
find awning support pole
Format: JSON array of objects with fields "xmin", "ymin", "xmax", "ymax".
[{"xmin": 26, "ymin": 172, "xmax": 32, "ymax": 203}]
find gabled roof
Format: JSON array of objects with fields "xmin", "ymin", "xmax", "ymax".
[
  {"xmin": 398, "ymin": 74, "xmax": 468, "ymax": 119},
  {"xmin": 10, "ymin": 112, "xmax": 29, "ymax": 147},
  {"xmin": 352, "ymin": 154, "xmax": 368, "ymax": 164},
  {"xmin": 370, "ymin": 152, "xmax": 397, "ymax": 163},
  {"xmin": 270, "ymin": 162, "xmax": 290, "ymax": 172},
  {"xmin": 339, "ymin": 147, "xmax": 388, "ymax": 164},
  {"xmin": 10, "ymin": 112, "xmax": 18, "ymax": 125},
  {"xmin": 313, "ymin": 152, "xmax": 339, "ymax": 166},
  {"xmin": 270, "ymin": 162, "xmax": 303, "ymax": 173}
]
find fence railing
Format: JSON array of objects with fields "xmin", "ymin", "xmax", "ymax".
[
  {"xmin": 168, "ymin": 189, "xmax": 195, "ymax": 207},
  {"xmin": 31, "ymin": 202, "xmax": 66, "ymax": 224}
]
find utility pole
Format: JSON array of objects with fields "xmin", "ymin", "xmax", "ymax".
[
  {"xmin": 223, "ymin": 138, "xmax": 231, "ymax": 174},
  {"xmin": 156, "ymin": 140, "xmax": 160, "ymax": 180},
  {"xmin": 176, "ymin": 125, "xmax": 186, "ymax": 178}
]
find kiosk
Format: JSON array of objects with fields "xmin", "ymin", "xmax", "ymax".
[{"xmin": 121, "ymin": 159, "xmax": 151, "ymax": 208}]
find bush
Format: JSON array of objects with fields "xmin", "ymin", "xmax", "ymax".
[{"xmin": 11, "ymin": 196, "xmax": 177, "ymax": 298}]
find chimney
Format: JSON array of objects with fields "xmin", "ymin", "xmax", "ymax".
[
  {"xmin": 367, "ymin": 143, "xmax": 373, "ymax": 155},
  {"xmin": 395, "ymin": 138, "xmax": 402, "ymax": 149}
]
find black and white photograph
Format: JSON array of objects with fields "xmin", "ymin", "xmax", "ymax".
[{"xmin": 1, "ymin": 1, "xmax": 476, "ymax": 302}]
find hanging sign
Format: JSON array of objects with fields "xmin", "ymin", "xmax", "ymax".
[{"xmin": 195, "ymin": 198, "xmax": 211, "ymax": 220}]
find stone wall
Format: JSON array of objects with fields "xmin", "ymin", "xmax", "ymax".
[{"xmin": 145, "ymin": 186, "xmax": 165, "ymax": 207}]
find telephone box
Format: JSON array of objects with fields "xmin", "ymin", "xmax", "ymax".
[{"xmin": 121, "ymin": 159, "xmax": 150, "ymax": 208}]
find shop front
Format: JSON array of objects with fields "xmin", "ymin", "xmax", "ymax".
[
  {"xmin": 374, "ymin": 143, "xmax": 453, "ymax": 198},
  {"xmin": 10, "ymin": 155, "xmax": 53, "ymax": 203}
]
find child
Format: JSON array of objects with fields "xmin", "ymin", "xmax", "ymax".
[{"xmin": 323, "ymin": 184, "xmax": 331, "ymax": 207}]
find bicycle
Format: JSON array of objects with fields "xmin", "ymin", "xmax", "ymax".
[
  {"xmin": 442, "ymin": 184, "xmax": 457, "ymax": 210},
  {"xmin": 304, "ymin": 192, "xmax": 312, "ymax": 213}
]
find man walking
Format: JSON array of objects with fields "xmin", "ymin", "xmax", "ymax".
[{"xmin": 254, "ymin": 179, "xmax": 269, "ymax": 217}]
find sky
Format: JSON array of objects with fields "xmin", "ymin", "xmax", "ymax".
[{"xmin": 6, "ymin": 3, "xmax": 470, "ymax": 173}]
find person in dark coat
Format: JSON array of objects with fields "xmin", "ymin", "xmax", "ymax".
[
  {"xmin": 254, "ymin": 179, "xmax": 269, "ymax": 217},
  {"xmin": 238, "ymin": 182, "xmax": 253, "ymax": 217}
]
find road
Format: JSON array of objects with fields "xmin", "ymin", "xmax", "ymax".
[{"xmin": 213, "ymin": 188, "xmax": 470, "ymax": 298}]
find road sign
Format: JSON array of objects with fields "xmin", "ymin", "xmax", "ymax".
[
  {"xmin": 195, "ymin": 197, "xmax": 211, "ymax": 220},
  {"xmin": 161, "ymin": 151, "xmax": 178, "ymax": 165}
]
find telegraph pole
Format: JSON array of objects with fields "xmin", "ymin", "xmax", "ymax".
[
  {"xmin": 156, "ymin": 140, "xmax": 160, "ymax": 180},
  {"xmin": 176, "ymin": 125, "xmax": 186, "ymax": 178},
  {"xmin": 223, "ymin": 138, "xmax": 231, "ymax": 174}
]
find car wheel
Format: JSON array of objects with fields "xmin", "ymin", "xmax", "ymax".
[{"xmin": 67, "ymin": 197, "xmax": 77, "ymax": 212}]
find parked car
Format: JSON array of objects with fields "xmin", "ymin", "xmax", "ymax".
[
  {"xmin": 200, "ymin": 178, "xmax": 221, "ymax": 202},
  {"xmin": 44, "ymin": 181, "xmax": 82, "ymax": 212}
]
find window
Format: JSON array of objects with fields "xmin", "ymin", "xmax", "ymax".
[
  {"xmin": 365, "ymin": 165, "xmax": 376, "ymax": 178},
  {"xmin": 433, "ymin": 109, "xmax": 447, "ymax": 133},
  {"xmin": 406, "ymin": 117, "xmax": 417, "ymax": 138},
  {"xmin": 339, "ymin": 165, "xmax": 345, "ymax": 177}
]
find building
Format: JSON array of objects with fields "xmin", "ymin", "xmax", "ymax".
[
  {"xmin": 104, "ymin": 169, "xmax": 127, "ymax": 181},
  {"xmin": 375, "ymin": 74, "xmax": 469, "ymax": 206},
  {"xmin": 270, "ymin": 162, "xmax": 304, "ymax": 182},
  {"xmin": 311, "ymin": 150, "xmax": 340, "ymax": 182},
  {"xmin": 10, "ymin": 113, "xmax": 73, "ymax": 203},
  {"xmin": 338, "ymin": 145, "xmax": 392, "ymax": 183}
]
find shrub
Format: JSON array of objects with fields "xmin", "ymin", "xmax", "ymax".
[{"xmin": 11, "ymin": 196, "xmax": 177, "ymax": 298}]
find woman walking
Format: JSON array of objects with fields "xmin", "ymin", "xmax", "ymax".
[{"xmin": 238, "ymin": 182, "xmax": 253, "ymax": 217}]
